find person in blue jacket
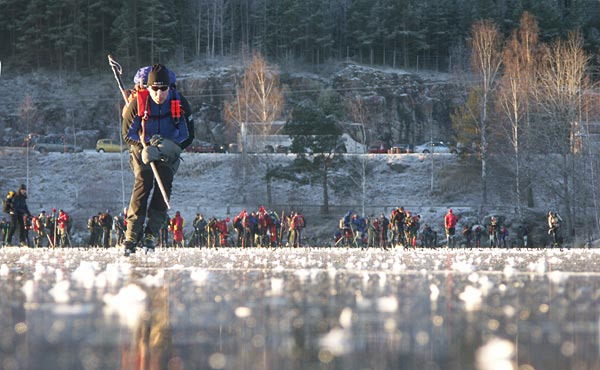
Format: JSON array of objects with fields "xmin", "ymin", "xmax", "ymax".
[{"xmin": 121, "ymin": 64, "xmax": 190, "ymax": 256}]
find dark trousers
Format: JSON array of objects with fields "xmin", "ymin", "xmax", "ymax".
[
  {"xmin": 7, "ymin": 214, "xmax": 26, "ymax": 244},
  {"xmin": 102, "ymin": 227, "xmax": 111, "ymax": 247},
  {"xmin": 126, "ymin": 154, "xmax": 175, "ymax": 243}
]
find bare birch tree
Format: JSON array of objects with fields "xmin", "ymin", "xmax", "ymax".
[
  {"xmin": 224, "ymin": 52, "xmax": 284, "ymax": 133},
  {"xmin": 347, "ymin": 95, "xmax": 370, "ymax": 216},
  {"xmin": 223, "ymin": 51, "xmax": 284, "ymax": 205},
  {"xmin": 533, "ymin": 31, "xmax": 589, "ymax": 241},
  {"xmin": 470, "ymin": 20, "xmax": 503, "ymax": 206},
  {"xmin": 497, "ymin": 12, "xmax": 540, "ymax": 216},
  {"xmin": 20, "ymin": 94, "xmax": 38, "ymax": 190}
]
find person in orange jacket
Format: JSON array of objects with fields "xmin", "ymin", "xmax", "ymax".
[{"xmin": 169, "ymin": 211, "xmax": 184, "ymax": 248}]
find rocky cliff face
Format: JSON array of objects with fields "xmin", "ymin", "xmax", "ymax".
[
  {"xmin": 1, "ymin": 63, "xmax": 460, "ymax": 151},
  {"xmin": 330, "ymin": 64, "xmax": 459, "ymax": 146},
  {"xmin": 175, "ymin": 63, "xmax": 461, "ymax": 149}
]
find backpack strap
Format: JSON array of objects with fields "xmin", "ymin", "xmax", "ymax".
[
  {"xmin": 137, "ymin": 89, "xmax": 150, "ymax": 120},
  {"xmin": 170, "ymin": 89, "xmax": 181, "ymax": 128}
]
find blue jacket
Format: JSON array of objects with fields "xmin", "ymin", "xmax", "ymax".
[{"xmin": 123, "ymin": 90, "xmax": 189, "ymax": 146}]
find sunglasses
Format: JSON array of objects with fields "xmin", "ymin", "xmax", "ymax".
[{"xmin": 150, "ymin": 85, "xmax": 169, "ymax": 91}]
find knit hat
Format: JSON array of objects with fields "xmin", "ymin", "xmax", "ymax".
[
  {"xmin": 147, "ymin": 64, "xmax": 170, "ymax": 87},
  {"xmin": 19, "ymin": 184, "xmax": 26, "ymax": 190}
]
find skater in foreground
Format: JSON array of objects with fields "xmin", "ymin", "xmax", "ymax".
[{"xmin": 121, "ymin": 64, "xmax": 190, "ymax": 256}]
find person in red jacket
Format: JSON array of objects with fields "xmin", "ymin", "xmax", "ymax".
[
  {"xmin": 444, "ymin": 208, "xmax": 458, "ymax": 248},
  {"xmin": 169, "ymin": 211, "xmax": 185, "ymax": 248},
  {"xmin": 57, "ymin": 210, "xmax": 70, "ymax": 247},
  {"xmin": 216, "ymin": 218, "xmax": 229, "ymax": 247}
]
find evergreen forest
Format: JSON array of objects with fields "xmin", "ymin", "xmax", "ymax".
[{"xmin": 2, "ymin": 0, "xmax": 600, "ymax": 72}]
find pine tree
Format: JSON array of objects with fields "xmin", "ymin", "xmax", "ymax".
[
  {"xmin": 0, "ymin": 0, "xmax": 27, "ymax": 61},
  {"xmin": 347, "ymin": 0, "xmax": 371, "ymax": 64},
  {"xmin": 139, "ymin": 0, "xmax": 178, "ymax": 62},
  {"xmin": 111, "ymin": 0, "xmax": 141, "ymax": 67},
  {"xmin": 87, "ymin": 0, "xmax": 121, "ymax": 69},
  {"xmin": 284, "ymin": 104, "xmax": 343, "ymax": 214},
  {"xmin": 15, "ymin": 0, "xmax": 51, "ymax": 69}
]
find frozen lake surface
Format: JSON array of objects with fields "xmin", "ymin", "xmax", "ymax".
[{"xmin": 0, "ymin": 247, "xmax": 599, "ymax": 370}]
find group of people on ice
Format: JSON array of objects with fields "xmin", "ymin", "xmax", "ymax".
[
  {"xmin": 186, "ymin": 207, "xmax": 306, "ymax": 249},
  {"xmin": 335, "ymin": 208, "xmax": 427, "ymax": 249},
  {"xmin": 0, "ymin": 177, "xmax": 560, "ymax": 250},
  {"xmin": 336, "ymin": 207, "xmax": 439, "ymax": 249},
  {"xmin": 88, "ymin": 206, "xmax": 306, "ymax": 249},
  {"xmin": 1, "ymin": 184, "xmax": 73, "ymax": 248},
  {"xmin": 334, "ymin": 207, "xmax": 552, "ymax": 249}
]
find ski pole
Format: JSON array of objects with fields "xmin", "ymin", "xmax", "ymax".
[
  {"xmin": 107, "ymin": 54, "xmax": 128, "ymax": 104},
  {"xmin": 53, "ymin": 209, "xmax": 57, "ymax": 248},
  {"xmin": 108, "ymin": 54, "xmax": 171, "ymax": 209},
  {"xmin": 46, "ymin": 233, "xmax": 54, "ymax": 249},
  {"xmin": 140, "ymin": 114, "xmax": 171, "ymax": 209}
]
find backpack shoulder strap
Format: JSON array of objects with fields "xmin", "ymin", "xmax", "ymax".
[{"xmin": 136, "ymin": 89, "xmax": 150, "ymax": 119}]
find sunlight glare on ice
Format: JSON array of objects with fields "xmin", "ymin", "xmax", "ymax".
[
  {"xmin": 0, "ymin": 263, "xmax": 9, "ymax": 277},
  {"xmin": 234, "ymin": 306, "xmax": 252, "ymax": 318},
  {"xmin": 319, "ymin": 327, "xmax": 352, "ymax": 356},
  {"xmin": 49, "ymin": 280, "xmax": 70, "ymax": 303},
  {"xmin": 475, "ymin": 337, "xmax": 515, "ymax": 370},
  {"xmin": 459, "ymin": 285, "xmax": 482, "ymax": 311},
  {"xmin": 103, "ymin": 284, "xmax": 148, "ymax": 329},
  {"xmin": 429, "ymin": 284, "xmax": 440, "ymax": 301},
  {"xmin": 72, "ymin": 261, "xmax": 97, "ymax": 289},
  {"xmin": 339, "ymin": 307, "xmax": 353, "ymax": 329},
  {"xmin": 269, "ymin": 277, "xmax": 284, "ymax": 296},
  {"xmin": 190, "ymin": 268, "xmax": 210, "ymax": 285},
  {"xmin": 376, "ymin": 296, "xmax": 399, "ymax": 313}
]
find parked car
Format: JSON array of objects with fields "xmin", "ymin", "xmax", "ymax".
[
  {"xmin": 185, "ymin": 140, "xmax": 217, "ymax": 153},
  {"xmin": 389, "ymin": 143, "xmax": 412, "ymax": 154},
  {"xmin": 263, "ymin": 144, "xmax": 291, "ymax": 154},
  {"xmin": 33, "ymin": 135, "xmax": 83, "ymax": 153},
  {"xmin": 455, "ymin": 142, "xmax": 480, "ymax": 156},
  {"xmin": 414, "ymin": 141, "xmax": 457, "ymax": 154},
  {"xmin": 96, "ymin": 139, "xmax": 126, "ymax": 153},
  {"xmin": 368, "ymin": 141, "xmax": 388, "ymax": 154}
]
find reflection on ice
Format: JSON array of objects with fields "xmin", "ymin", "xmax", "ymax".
[
  {"xmin": 475, "ymin": 338, "xmax": 515, "ymax": 370},
  {"xmin": 0, "ymin": 247, "xmax": 599, "ymax": 370}
]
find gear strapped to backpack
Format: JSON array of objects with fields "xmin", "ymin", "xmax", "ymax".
[{"xmin": 2, "ymin": 191, "xmax": 14, "ymax": 213}]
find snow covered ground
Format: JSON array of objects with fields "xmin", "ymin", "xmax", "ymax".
[{"xmin": 0, "ymin": 246, "xmax": 598, "ymax": 370}]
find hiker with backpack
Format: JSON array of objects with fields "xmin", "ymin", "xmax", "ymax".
[
  {"xmin": 548, "ymin": 211, "xmax": 562, "ymax": 248},
  {"xmin": 122, "ymin": 64, "xmax": 191, "ymax": 256},
  {"xmin": 6, "ymin": 184, "xmax": 31, "ymax": 247}
]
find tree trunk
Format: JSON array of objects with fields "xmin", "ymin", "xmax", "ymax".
[
  {"xmin": 562, "ymin": 154, "xmax": 572, "ymax": 243},
  {"xmin": 361, "ymin": 157, "xmax": 366, "ymax": 217},
  {"xmin": 266, "ymin": 163, "xmax": 272, "ymax": 208},
  {"xmin": 481, "ymin": 90, "xmax": 489, "ymax": 205},
  {"xmin": 514, "ymin": 120, "xmax": 522, "ymax": 215},
  {"xmin": 321, "ymin": 163, "xmax": 329, "ymax": 214}
]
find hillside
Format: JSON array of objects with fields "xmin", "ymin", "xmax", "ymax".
[{"xmin": 0, "ymin": 62, "xmax": 570, "ymax": 247}]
